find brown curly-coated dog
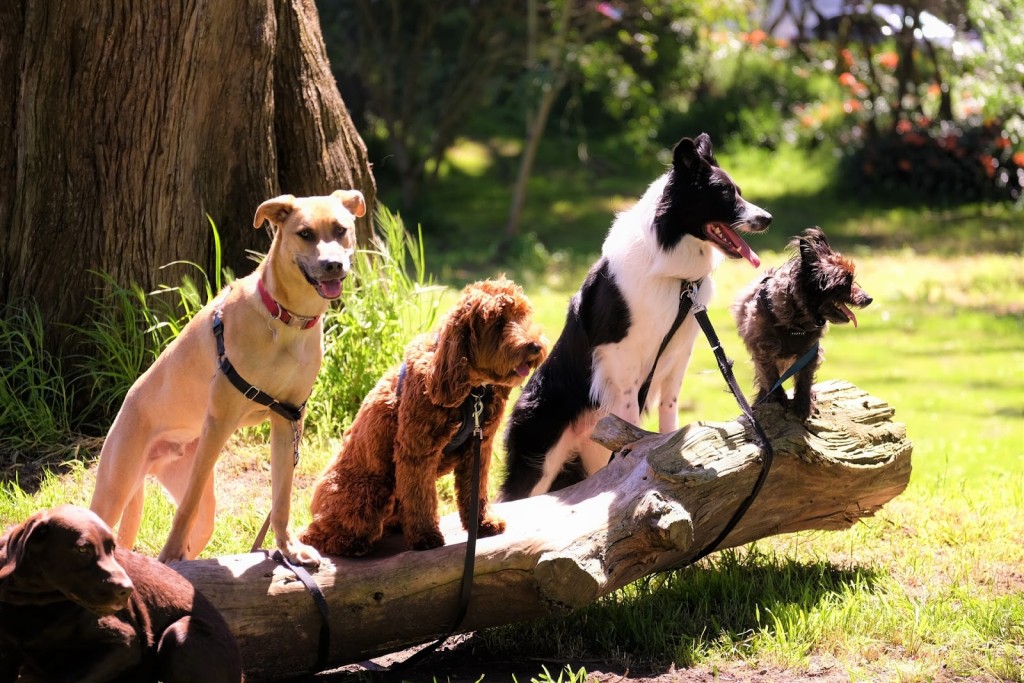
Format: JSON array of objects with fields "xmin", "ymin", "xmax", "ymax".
[{"xmin": 301, "ymin": 278, "xmax": 547, "ymax": 556}]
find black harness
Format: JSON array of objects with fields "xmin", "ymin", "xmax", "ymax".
[
  {"xmin": 395, "ymin": 361, "xmax": 492, "ymax": 455},
  {"xmin": 211, "ymin": 301, "xmax": 330, "ymax": 672}
]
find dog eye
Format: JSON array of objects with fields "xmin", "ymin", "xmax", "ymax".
[
  {"xmin": 297, "ymin": 228, "xmax": 315, "ymax": 242},
  {"xmin": 76, "ymin": 544, "xmax": 94, "ymax": 556}
]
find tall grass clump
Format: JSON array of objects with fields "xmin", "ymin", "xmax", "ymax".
[
  {"xmin": 72, "ymin": 216, "xmax": 232, "ymax": 431},
  {"xmin": 306, "ymin": 205, "xmax": 443, "ymax": 441},
  {"xmin": 0, "ymin": 300, "xmax": 75, "ymax": 465}
]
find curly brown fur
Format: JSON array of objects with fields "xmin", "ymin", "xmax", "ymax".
[
  {"xmin": 732, "ymin": 227, "xmax": 872, "ymax": 420},
  {"xmin": 301, "ymin": 278, "xmax": 547, "ymax": 556},
  {"xmin": 0, "ymin": 505, "xmax": 242, "ymax": 682}
]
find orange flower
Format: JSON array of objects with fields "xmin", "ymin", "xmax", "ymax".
[
  {"xmin": 747, "ymin": 29, "xmax": 767, "ymax": 46},
  {"xmin": 839, "ymin": 72, "xmax": 858, "ymax": 88},
  {"xmin": 995, "ymin": 136, "xmax": 1011, "ymax": 149},
  {"xmin": 841, "ymin": 48, "xmax": 854, "ymax": 67},
  {"xmin": 903, "ymin": 132, "xmax": 928, "ymax": 146},
  {"xmin": 896, "ymin": 119, "xmax": 913, "ymax": 134},
  {"xmin": 843, "ymin": 99, "xmax": 863, "ymax": 113},
  {"xmin": 927, "ymin": 83, "xmax": 941, "ymax": 97},
  {"xmin": 878, "ymin": 52, "xmax": 899, "ymax": 69},
  {"xmin": 1013, "ymin": 151, "xmax": 1024, "ymax": 167},
  {"xmin": 979, "ymin": 155, "xmax": 996, "ymax": 178}
]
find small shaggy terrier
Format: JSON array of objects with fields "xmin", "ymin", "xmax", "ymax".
[
  {"xmin": 732, "ymin": 227, "xmax": 872, "ymax": 419},
  {"xmin": 301, "ymin": 278, "xmax": 547, "ymax": 556}
]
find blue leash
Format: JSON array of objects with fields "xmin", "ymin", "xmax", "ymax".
[{"xmin": 759, "ymin": 341, "xmax": 820, "ymax": 404}]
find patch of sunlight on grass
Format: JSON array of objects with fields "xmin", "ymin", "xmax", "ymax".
[{"xmin": 445, "ymin": 138, "xmax": 496, "ymax": 177}]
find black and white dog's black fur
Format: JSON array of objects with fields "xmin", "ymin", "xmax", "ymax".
[{"xmin": 499, "ymin": 133, "xmax": 772, "ymax": 500}]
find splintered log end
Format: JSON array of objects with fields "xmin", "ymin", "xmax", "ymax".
[
  {"xmin": 592, "ymin": 414, "xmax": 652, "ymax": 451},
  {"xmin": 534, "ymin": 554, "xmax": 601, "ymax": 610}
]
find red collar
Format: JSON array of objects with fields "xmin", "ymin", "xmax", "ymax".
[{"xmin": 257, "ymin": 279, "xmax": 320, "ymax": 329}]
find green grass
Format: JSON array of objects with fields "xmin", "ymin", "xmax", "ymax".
[{"xmin": 1, "ymin": 136, "xmax": 1022, "ymax": 681}]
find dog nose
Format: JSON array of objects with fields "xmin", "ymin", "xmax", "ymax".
[
  {"xmin": 320, "ymin": 259, "xmax": 347, "ymax": 278},
  {"xmin": 863, "ymin": 295, "xmax": 873, "ymax": 306}
]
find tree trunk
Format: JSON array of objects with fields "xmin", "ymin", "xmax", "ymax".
[
  {"xmin": 172, "ymin": 380, "xmax": 913, "ymax": 681},
  {"xmin": 0, "ymin": 0, "xmax": 375, "ymax": 351}
]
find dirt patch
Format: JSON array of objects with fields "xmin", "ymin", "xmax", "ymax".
[{"xmin": 299, "ymin": 637, "xmax": 858, "ymax": 683}]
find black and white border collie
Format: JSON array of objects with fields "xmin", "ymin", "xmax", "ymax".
[{"xmin": 499, "ymin": 133, "xmax": 772, "ymax": 500}]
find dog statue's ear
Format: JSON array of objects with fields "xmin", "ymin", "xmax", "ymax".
[
  {"xmin": 332, "ymin": 189, "xmax": 367, "ymax": 218},
  {"xmin": 253, "ymin": 195, "xmax": 297, "ymax": 229},
  {"xmin": 427, "ymin": 307, "xmax": 473, "ymax": 408}
]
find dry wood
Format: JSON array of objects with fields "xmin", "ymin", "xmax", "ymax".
[{"xmin": 172, "ymin": 380, "xmax": 912, "ymax": 681}]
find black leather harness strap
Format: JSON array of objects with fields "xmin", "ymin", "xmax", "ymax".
[
  {"xmin": 210, "ymin": 304, "xmax": 329, "ymax": 673},
  {"xmin": 636, "ymin": 278, "xmax": 701, "ymax": 414},
  {"xmin": 212, "ymin": 311, "xmax": 305, "ymax": 424}
]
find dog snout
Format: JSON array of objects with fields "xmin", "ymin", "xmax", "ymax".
[
  {"xmin": 319, "ymin": 258, "xmax": 348, "ymax": 280},
  {"xmin": 739, "ymin": 198, "xmax": 773, "ymax": 232},
  {"xmin": 527, "ymin": 342, "xmax": 543, "ymax": 356}
]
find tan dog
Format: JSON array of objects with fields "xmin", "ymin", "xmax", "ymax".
[{"xmin": 89, "ymin": 190, "xmax": 366, "ymax": 566}]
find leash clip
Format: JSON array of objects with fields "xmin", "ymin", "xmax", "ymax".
[{"xmin": 471, "ymin": 390, "xmax": 485, "ymax": 438}]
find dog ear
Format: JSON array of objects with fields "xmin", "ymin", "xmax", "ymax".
[
  {"xmin": 694, "ymin": 132, "xmax": 718, "ymax": 166},
  {"xmin": 332, "ymin": 189, "xmax": 367, "ymax": 218},
  {"xmin": 673, "ymin": 135, "xmax": 716, "ymax": 176},
  {"xmin": 426, "ymin": 305, "xmax": 473, "ymax": 408},
  {"xmin": 253, "ymin": 194, "xmax": 297, "ymax": 229},
  {"xmin": 0, "ymin": 514, "xmax": 46, "ymax": 592}
]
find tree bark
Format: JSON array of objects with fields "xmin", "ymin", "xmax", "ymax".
[
  {"xmin": 172, "ymin": 380, "xmax": 913, "ymax": 681},
  {"xmin": 0, "ymin": 0, "xmax": 375, "ymax": 350}
]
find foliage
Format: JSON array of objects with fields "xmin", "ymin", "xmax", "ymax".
[
  {"xmin": 71, "ymin": 217, "xmax": 233, "ymax": 432},
  {"xmin": 0, "ymin": 300, "xmax": 74, "ymax": 466},
  {"xmin": 962, "ymin": 0, "xmax": 1024, "ymax": 140},
  {"xmin": 840, "ymin": 116, "xmax": 1024, "ymax": 202},
  {"xmin": 305, "ymin": 206, "xmax": 443, "ymax": 440},
  {"xmin": 319, "ymin": 0, "xmax": 523, "ymax": 209}
]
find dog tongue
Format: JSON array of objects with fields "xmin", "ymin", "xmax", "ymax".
[
  {"xmin": 712, "ymin": 223, "xmax": 760, "ymax": 268},
  {"xmin": 317, "ymin": 279, "xmax": 343, "ymax": 300},
  {"xmin": 839, "ymin": 303, "xmax": 858, "ymax": 327},
  {"xmin": 515, "ymin": 363, "xmax": 531, "ymax": 377}
]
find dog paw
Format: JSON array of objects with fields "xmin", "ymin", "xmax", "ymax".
[
  {"xmin": 409, "ymin": 529, "xmax": 445, "ymax": 551},
  {"xmin": 281, "ymin": 540, "xmax": 322, "ymax": 568},
  {"xmin": 477, "ymin": 516, "xmax": 506, "ymax": 537}
]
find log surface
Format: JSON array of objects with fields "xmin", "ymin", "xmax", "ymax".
[{"xmin": 171, "ymin": 380, "xmax": 912, "ymax": 681}]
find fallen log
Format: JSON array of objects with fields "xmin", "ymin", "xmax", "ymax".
[{"xmin": 171, "ymin": 379, "xmax": 912, "ymax": 681}]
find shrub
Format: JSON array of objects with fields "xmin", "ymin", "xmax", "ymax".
[{"xmin": 839, "ymin": 117, "xmax": 1023, "ymax": 203}]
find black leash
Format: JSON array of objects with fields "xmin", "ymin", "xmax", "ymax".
[
  {"xmin": 687, "ymin": 299, "xmax": 775, "ymax": 563},
  {"xmin": 628, "ymin": 280, "xmax": 774, "ymax": 564},
  {"xmin": 362, "ymin": 365, "xmax": 487, "ymax": 671},
  {"xmin": 211, "ymin": 306, "xmax": 330, "ymax": 673}
]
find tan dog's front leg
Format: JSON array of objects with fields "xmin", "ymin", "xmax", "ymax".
[
  {"xmin": 159, "ymin": 412, "xmax": 237, "ymax": 563},
  {"xmin": 269, "ymin": 414, "xmax": 321, "ymax": 567}
]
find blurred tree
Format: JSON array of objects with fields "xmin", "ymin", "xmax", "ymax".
[
  {"xmin": 502, "ymin": 0, "xmax": 748, "ymax": 244},
  {"xmin": 318, "ymin": 1, "xmax": 522, "ymax": 210},
  {"xmin": 0, "ymin": 0, "xmax": 375, "ymax": 351},
  {"xmin": 962, "ymin": 0, "xmax": 1023, "ymax": 139}
]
